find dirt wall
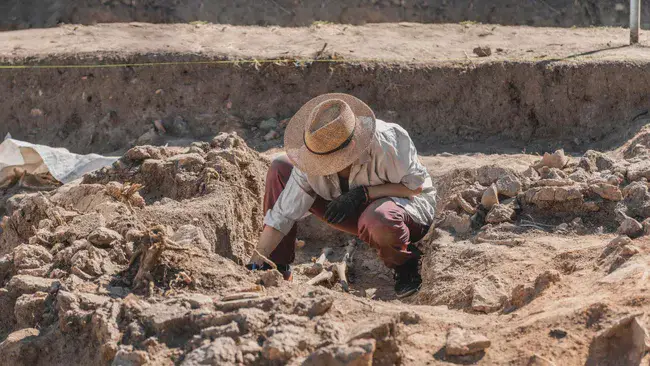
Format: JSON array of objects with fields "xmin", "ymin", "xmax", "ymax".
[
  {"xmin": 1, "ymin": 59, "xmax": 649, "ymax": 155},
  {"xmin": 0, "ymin": 0, "xmax": 647, "ymax": 30}
]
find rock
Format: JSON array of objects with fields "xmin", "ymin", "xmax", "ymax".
[
  {"xmin": 643, "ymin": 218, "xmax": 650, "ymax": 235},
  {"xmin": 590, "ymin": 183, "xmax": 622, "ymax": 201},
  {"xmin": 7, "ymin": 275, "xmax": 58, "ymax": 295},
  {"xmin": 470, "ymin": 277, "xmax": 508, "ymax": 313},
  {"xmin": 70, "ymin": 212, "xmax": 107, "ymax": 239},
  {"xmin": 476, "ymin": 166, "xmax": 512, "ymax": 186},
  {"xmin": 620, "ymin": 244, "xmax": 640, "ymax": 257},
  {"xmin": 0, "ymin": 256, "xmax": 12, "ymax": 283},
  {"xmin": 88, "ymin": 227, "xmax": 123, "ymax": 248},
  {"xmin": 259, "ymin": 118, "xmax": 279, "ymax": 131},
  {"xmin": 304, "ymin": 339, "xmax": 376, "ymax": 366},
  {"xmin": 538, "ymin": 167, "xmax": 567, "ymax": 180},
  {"xmin": 582, "ymin": 150, "xmax": 616, "ymax": 172},
  {"xmin": 14, "ymin": 292, "xmax": 48, "ymax": 328},
  {"xmin": 627, "ymin": 160, "xmax": 650, "ymax": 182},
  {"xmin": 440, "ymin": 212, "xmax": 472, "ymax": 234},
  {"xmin": 182, "ymin": 337, "xmax": 243, "ymax": 365},
  {"xmin": 259, "ymin": 270, "xmax": 284, "ymax": 287},
  {"xmin": 485, "ymin": 204, "xmax": 515, "ymax": 224},
  {"xmin": 535, "ymin": 150, "xmax": 569, "ymax": 170},
  {"xmin": 445, "ymin": 327, "xmax": 491, "ymax": 356},
  {"xmin": 171, "ymin": 225, "xmax": 212, "ymax": 253},
  {"xmin": 523, "ymin": 186, "xmax": 583, "ymax": 204},
  {"xmin": 528, "ymin": 354, "xmax": 557, "ymax": 366},
  {"xmin": 587, "ymin": 313, "xmax": 648, "ymax": 366},
  {"xmin": 510, "ymin": 271, "xmax": 560, "ymax": 308},
  {"xmin": 496, "ymin": 175, "xmax": 522, "ymax": 197},
  {"xmin": 124, "ymin": 146, "xmax": 162, "ymax": 161},
  {"xmin": 210, "ymin": 132, "xmax": 242, "ymax": 149},
  {"xmin": 522, "ymin": 167, "xmax": 540, "ymax": 181},
  {"xmin": 534, "ymin": 270, "xmax": 561, "ymax": 291},
  {"xmin": 262, "ymin": 332, "xmax": 303, "ymax": 362},
  {"xmin": 569, "ymin": 168, "xmax": 591, "ymax": 183},
  {"xmin": 201, "ymin": 321, "xmax": 241, "ymax": 339},
  {"xmin": 399, "ymin": 311, "xmax": 421, "ymax": 325},
  {"xmin": 349, "ymin": 319, "xmax": 395, "ymax": 342},
  {"xmin": 141, "ymin": 303, "xmax": 190, "ymax": 334},
  {"xmin": 293, "ymin": 293, "xmax": 334, "ymax": 318},
  {"xmin": 70, "ymin": 246, "xmax": 106, "ymax": 277},
  {"xmin": 167, "ymin": 153, "xmax": 206, "ymax": 171},
  {"xmin": 0, "ymin": 328, "xmax": 39, "ymax": 360},
  {"xmin": 112, "ymin": 345, "xmax": 150, "ymax": 366},
  {"xmin": 165, "ymin": 116, "xmax": 191, "ymax": 137},
  {"xmin": 177, "ymin": 293, "xmax": 213, "ymax": 309},
  {"xmin": 531, "ymin": 178, "xmax": 575, "ymax": 187},
  {"xmin": 601, "ymin": 236, "xmax": 632, "ymax": 259},
  {"xmin": 13, "ymin": 244, "xmax": 53, "ymax": 270},
  {"xmin": 617, "ymin": 217, "xmax": 643, "ymax": 238},
  {"xmin": 622, "ymin": 182, "xmax": 650, "ymax": 218},
  {"xmin": 264, "ymin": 130, "xmax": 280, "ymax": 141},
  {"xmin": 472, "ymin": 46, "xmax": 491, "ymax": 57},
  {"xmin": 481, "ymin": 184, "xmax": 499, "ymax": 210},
  {"xmin": 606, "ymin": 174, "xmax": 622, "ymax": 186}
]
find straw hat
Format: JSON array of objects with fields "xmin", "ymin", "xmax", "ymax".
[{"xmin": 284, "ymin": 93, "xmax": 376, "ymax": 176}]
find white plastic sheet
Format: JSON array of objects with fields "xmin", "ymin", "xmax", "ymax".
[{"xmin": 0, "ymin": 134, "xmax": 118, "ymax": 185}]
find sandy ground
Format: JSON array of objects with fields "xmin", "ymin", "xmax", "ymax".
[{"xmin": 2, "ymin": 23, "xmax": 650, "ymax": 64}]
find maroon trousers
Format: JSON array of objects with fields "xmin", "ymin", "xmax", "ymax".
[{"xmin": 265, "ymin": 155, "xmax": 429, "ymax": 269}]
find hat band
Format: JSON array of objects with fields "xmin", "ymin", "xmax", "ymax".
[{"xmin": 303, "ymin": 123, "xmax": 356, "ymax": 156}]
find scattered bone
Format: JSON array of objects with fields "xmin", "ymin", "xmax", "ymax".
[
  {"xmin": 214, "ymin": 297, "xmax": 277, "ymax": 312},
  {"xmin": 306, "ymin": 270, "xmax": 334, "ymax": 286},
  {"xmin": 335, "ymin": 241, "xmax": 357, "ymax": 292},
  {"xmin": 221, "ymin": 292, "xmax": 261, "ymax": 301},
  {"xmin": 455, "ymin": 194, "xmax": 477, "ymax": 214}
]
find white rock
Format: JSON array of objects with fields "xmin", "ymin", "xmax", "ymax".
[{"xmin": 445, "ymin": 327, "xmax": 491, "ymax": 356}]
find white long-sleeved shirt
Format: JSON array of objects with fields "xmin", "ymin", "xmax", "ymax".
[{"xmin": 264, "ymin": 119, "xmax": 437, "ymax": 234}]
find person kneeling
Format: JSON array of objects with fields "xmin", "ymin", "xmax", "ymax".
[{"xmin": 247, "ymin": 93, "xmax": 436, "ymax": 298}]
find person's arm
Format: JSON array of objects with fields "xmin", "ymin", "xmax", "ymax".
[
  {"xmin": 368, "ymin": 183, "xmax": 422, "ymax": 200},
  {"xmin": 249, "ymin": 168, "xmax": 315, "ymax": 266},
  {"xmin": 250, "ymin": 225, "xmax": 285, "ymax": 265}
]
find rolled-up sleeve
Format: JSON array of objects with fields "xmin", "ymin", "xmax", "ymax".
[
  {"xmin": 381, "ymin": 126, "xmax": 428, "ymax": 190},
  {"xmin": 263, "ymin": 168, "xmax": 316, "ymax": 235}
]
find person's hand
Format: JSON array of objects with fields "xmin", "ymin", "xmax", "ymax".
[{"xmin": 324, "ymin": 186, "xmax": 369, "ymax": 224}]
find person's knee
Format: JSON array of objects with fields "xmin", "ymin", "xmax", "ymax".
[
  {"xmin": 269, "ymin": 154, "xmax": 293, "ymax": 178},
  {"xmin": 358, "ymin": 199, "xmax": 404, "ymax": 238}
]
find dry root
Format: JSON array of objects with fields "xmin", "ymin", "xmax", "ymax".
[{"xmin": 131, "ymin": 225, "xmax": 171, "ymax": 294}]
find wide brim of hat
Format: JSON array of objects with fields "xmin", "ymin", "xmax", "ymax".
[{"xmin": 284, "ymin": 93, "xmax": 376, "ymax": 176}]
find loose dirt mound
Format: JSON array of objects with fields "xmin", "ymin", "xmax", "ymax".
[{"xmin": 1, "ymin": 131, "xmax": 650, "ymax": 365}]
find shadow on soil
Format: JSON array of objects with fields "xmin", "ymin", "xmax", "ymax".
[{"xmin": 433, "ymin": 347, "xmax": 486, "ymax": 364}]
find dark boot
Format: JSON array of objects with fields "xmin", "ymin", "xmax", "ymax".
[{"xmin": 393, "ymin": 257, "xmax": 422, "ymax": 299}]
